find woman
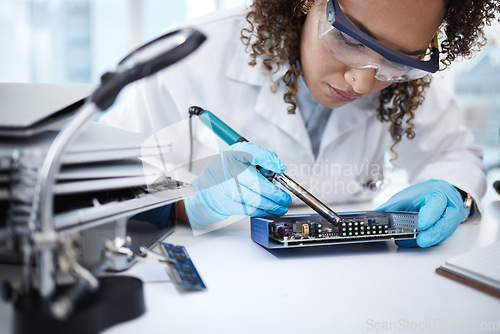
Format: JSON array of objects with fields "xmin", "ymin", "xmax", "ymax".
[{"xmin": 100, "ymin": 0, "xmax": 499, "ymax": 247}]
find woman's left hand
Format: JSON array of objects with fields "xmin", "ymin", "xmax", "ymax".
[{"xmin": 377, "ymin": 179, "xmax": 469, "ymax": 247}]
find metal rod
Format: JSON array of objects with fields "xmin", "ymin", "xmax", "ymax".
[
  {"xmin": 49, "ymin": 257, "xmax": 111, "ymax": 320},
  {"xmin": 36, "ymin": 102, "xmax": 97, "ymax": 298},
  {"xmin": 275, "ymin": 173, "xmax": 343, "ymax": 224}
]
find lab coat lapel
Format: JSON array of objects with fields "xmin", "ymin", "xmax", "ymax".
[
  {"xmin": 226, "ymin": 54, "xmax": 312, "ymax": 152},
  {"xmin": 254, "ymin": 81, "xmax": 312, "ymax": 152},
  {"xmin": 318, "ymin": 96, "xmax": 378, "ymax": 156}
]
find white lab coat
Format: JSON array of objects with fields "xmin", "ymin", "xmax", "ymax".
[{"xmin": 100, "ymin": 7, "xmax": 486, "ymax": 214}]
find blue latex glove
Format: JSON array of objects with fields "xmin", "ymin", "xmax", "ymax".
[
  {"xmin": 377, "ymin": 179, "xmax": 469, "ymax": 248},
  {"xmin": 185, "ymin": 142, "xmax": 292, "ymax": 228}
]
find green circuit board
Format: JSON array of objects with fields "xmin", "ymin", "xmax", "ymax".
[{"xmin": 268, "ymin": 213, "xmax": 418, "ymax": 245}]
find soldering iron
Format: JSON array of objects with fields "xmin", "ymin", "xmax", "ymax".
[{"xmin": 188, "ymin": 106, "xmax": 344, "ymax": 224}]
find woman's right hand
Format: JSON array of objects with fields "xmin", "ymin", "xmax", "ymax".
[{"xmin": 184, "ymin": 142, "xmax": 292, "ymax": 228}]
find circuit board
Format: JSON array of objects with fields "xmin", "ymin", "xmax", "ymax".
[
  {"xmin": 251, "ymin": 211, "xmax": 419, "ymax": 249},
  {"xmin": 157, "ymin": 242, "xmax": 206, "ymax": 290}
]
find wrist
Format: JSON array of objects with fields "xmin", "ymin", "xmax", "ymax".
[
  {"xmin": 454, "ymin": 186, "xmax": 474, "ymax": 222},
  {"xmin": 185, "ymin": 194, "xmax": 223, "ymax": 228}
]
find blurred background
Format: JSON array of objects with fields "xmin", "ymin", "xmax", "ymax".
[{"xmin": 0, "ymin": 0, "xmax": 498, "ymax": 169}]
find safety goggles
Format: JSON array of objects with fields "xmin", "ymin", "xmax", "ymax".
[{"xmin": 318, "ymin": 0, "xmax": 440, "ymax": 82}]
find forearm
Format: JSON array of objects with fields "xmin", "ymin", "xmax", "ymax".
[{"xmin": 175, "ymin": 200, "xmax": 189, "ymax": 222}]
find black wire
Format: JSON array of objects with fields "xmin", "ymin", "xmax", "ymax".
[
  {"xmin": 189, "ymin": 113, "xmax": 193, "ymax": 172},
  {"xmin": 188, "ymin": 106, "xmax": 204, "ymax": 173}
]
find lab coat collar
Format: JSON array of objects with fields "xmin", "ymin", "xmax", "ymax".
[
  {"xmin": 255, "ymin": 76, "xmax": 313, "ymax": 153},
  {"xmin": 226, "ymin": 52, "xmax": 313, "ymax": 152},
  {"xmin": 226, "ymin": 45, "xmax": 269, "ymax": 86},
  {"xmin": 226, "ymin": 50, "xmax": 378, "ymax": 158}
]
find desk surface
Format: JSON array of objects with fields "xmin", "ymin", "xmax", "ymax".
[
  {"xmin": 2, "ymin": 173, "xmax": 500, "ymax": 334},
  {"xmin": 104, "ymin": 178, "xmax": 500, "ymax": 334}
]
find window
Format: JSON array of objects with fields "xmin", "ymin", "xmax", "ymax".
[
  {"xmin": 0, "ymin": 0, "xmax": 498, "ymax": 167},
  {"xmin": 433, "ymin": 25, "xmax": 500, "ymax": 168},
  {"xmin": 0, "ymin": 0, "xmax": 246, "ymax": 83}
]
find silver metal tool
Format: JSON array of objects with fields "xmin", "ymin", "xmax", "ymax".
[{"xmin": 273, "ymin": 172, "xmax": 343, "ymax": 223}]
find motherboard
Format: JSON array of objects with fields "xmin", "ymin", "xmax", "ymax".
[{"xmin": 251, "ymin": 211, "xmax": 419, "ymax": 248}]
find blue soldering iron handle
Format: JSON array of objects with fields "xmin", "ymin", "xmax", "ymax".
[
  {"xmin": 189, "ymin": 106, "xmax": 244, "ymax": 145},
  {"xmin": 188, "ymin": 106, "xmax": 276, "ymax": 182},
  {"xmin": 188, "ymin": 106, "xmax": 344, "ymax": 224}
]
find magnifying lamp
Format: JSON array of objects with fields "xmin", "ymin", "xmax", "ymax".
[
  {"xmin": 33, "ymin": 28, "xmax": 206, "ymax": 298},
  {"xmin": 92, "ymin": 28, "xmax": 206, "ymax": 110}
]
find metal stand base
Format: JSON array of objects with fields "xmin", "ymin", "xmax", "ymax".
[{"xmin": 13, "ymin": 276, "xmax": 145, "ymax": 334}]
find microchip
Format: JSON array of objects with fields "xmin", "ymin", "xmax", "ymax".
[{"xmin": 157, "ymin": 242, "xmax": 206, "ymax": 290}]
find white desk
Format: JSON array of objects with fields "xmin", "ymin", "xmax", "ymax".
[
  {"xmin": 2, "ymin": 173, "xmax": 500, "ymax": 334},
  {"xmin": 103, "ymin": 176, "xmax": 500, "ymax": 334}
]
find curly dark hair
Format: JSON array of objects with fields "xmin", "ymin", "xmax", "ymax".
[{"xmin": 241, "ymin": 0, "xmax": 499, "ymax": 159}]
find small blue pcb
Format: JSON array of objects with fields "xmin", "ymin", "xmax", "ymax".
[{"xmin": 158, "ymin": 242, "xmax": 206, "ymax": 290}]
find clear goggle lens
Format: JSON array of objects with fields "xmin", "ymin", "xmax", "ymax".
[{"xmin": 318, "ymin": 13, "xmax": 431, "ymax": 83}]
